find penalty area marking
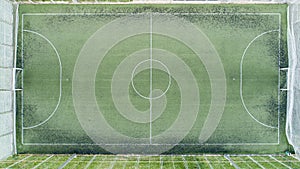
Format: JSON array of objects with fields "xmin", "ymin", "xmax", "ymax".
[
  {"xmin": 240, "ymin": 29, "xmax": 279, "ymax": 129},
  {"xmin": 21, "ymin": 12, "xmax": 281, "ymax": 146},
  {"xmin": 22, "ymin": 29, "xmax": 62, "ymax": 130}
]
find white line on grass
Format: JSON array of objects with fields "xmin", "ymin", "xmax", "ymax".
[
  {"xmin": 269, "ymin": 155, "xmax": 292, "ymax": 169},
  {"xmin": 237, "ymin": 156, "xmax": 253, "ymax": 169},
  {"xmin": 22, "ymin": 29, "xmax": 62, "ymax": 130},
  {"xmin": 248, "ymin": 156, "xmax": 265, "ymax": 169},
  {"xmin": 135, "ymin": 155, "xmax": 140, "ymax": 169},
  {"xmin": 98, "ymin": 156, "xmax": 108, "ymax": 168},
  {"xmin": 160, "ymin": 156, "xmax": 163, "ymax": 169},
  {"xmin": 32, "ymin": 155, "xmax": 54, "ymax": 169},
  {"xmin": 193, "ymin": 156, "xmax": 201, "ymax": 169},
  {"xmin": 224, "ymin": 155, "xmax": 240, "ymax": 169},
  {"xmin": 182, "ymin": 155, "xmax": 189, "ymax": 169},
  {"xmin": 5, "ymin": 155, "xmax": 32, "ymax": 169},
  {"xmin": 84, "ymin": 155, "xmax": 96, "ymax": 169},
  {"xmin": 240, "ymin": 29, "xmax": 279, "ymax": 129},
  {"xmin": 122, "ymin": 157, "xmax": 128, "ymax": 169},
  {"xmin": 282, "ymin": 156, "xmax": 300, "ymax": 167},
  {"xmin": 21, "ymin": 14, "xmax": 24, "ymax": 145},
  {"xmin": 214, "ymin": 156, "xmax": 226, "ymax": 169},
  {"xmin": 204, "ymin": 155, "xmax": 213, "ymax": 169},
  {"xmin": 149, "ymin": 12, "xmax": 153, "ymax": 144},
  {"xmin": 290, "ymin": 154, "xmax": 300, "ymax": 161},
  {"xmin": 259, "ymin": 156, "xmax": 279, "ymax": 169},
  {"xmin": 109, "ymin": 156, "xmax": 118, "ymax": 169},
  {"xmin": 172, "ymin": 156, "xmax": 176, "ymax": 169},
  {"xmin": 277, "ymin": 14, "xmax": 281, "ymax": 144},
  {"xmin": 58, "ymin": 154, "xmax": 77, "ymax": 169}
]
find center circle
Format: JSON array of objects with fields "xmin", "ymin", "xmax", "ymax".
[{"xmin": 131, "ymin": 59, "xmax": 171, "ymax": 100}]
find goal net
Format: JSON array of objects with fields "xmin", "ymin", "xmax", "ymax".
[
  {"xmin": 0, "ymin": 0, "xmax": 16, "ymax": 160},
  {"xmin": 287, "ymin": 0, "xmax": 300, "ymax": 160}
]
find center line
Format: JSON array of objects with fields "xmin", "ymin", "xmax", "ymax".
[{"xmin": 149, "ymin": 13, "xmax": 153, "ymax": 144}]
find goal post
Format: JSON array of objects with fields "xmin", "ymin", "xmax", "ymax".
[{"xmin": 13, "ymin": 68, "xmax": 23, "ymax": 91}]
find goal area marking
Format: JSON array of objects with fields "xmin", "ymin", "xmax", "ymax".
[{"xmin": 21, "ymin": 12, "xmax": 282, "ymax": 146}]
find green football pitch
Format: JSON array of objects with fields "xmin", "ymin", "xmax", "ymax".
[{"xmin": 17, "ymin": 4, "xmax": 288, "ymax": 154}]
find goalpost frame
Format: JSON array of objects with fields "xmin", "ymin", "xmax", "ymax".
[{"xmin": 280, "ymin": 67, "xmax": 289, "ymax": 91}]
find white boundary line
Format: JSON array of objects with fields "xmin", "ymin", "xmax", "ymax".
[
  {"xmin": 5, "ymin": 154, "xmax": 32, "ymax": 169},
  {"xmin": 160, "ymin": 155, "xmax": 163, "ymax": 169},
  {"xmin": 204, "ymin": 155, "xmax": 213, "ymax": 169},
  {"xmin": 22, "ymin": 29, "xmax": 62, "ymax": 130},
  {"xmin": 214, "ymin": 156, "xmax": 225, "ymax": 169},
  {"xmin": 282, "ymin": 156, "xmax": 300, "ymax": 167},
  {"xmin": 269, "ymin": 155, "xmax": 292, "ymax": 169},
  {"xmin": 32, "ymin": 154, "xmax": 54, "ymax": 169},
  {"xmin": 98, "ymin": 156, "xmax": 108, "ymax": 168},
  {"xmin": 193, "ymin": 156, "xmax": 201, "ymax": 169},
  {"xmin": 240, "ymin": 29, "xmax": 279, "ymax": 129},
  {"xmin": 237, "ymin": 157, "xmax": 253, "ymax": 169},
  {"xmin": 108, "ymin": 156, "xmax": 118, "ymax": 169},
  {"xmin": 84, "ymin": 155, "xmax": 96, "ymax": 169},
  {"xmin": 135, "ymin": 155, "xmax": 140, "ymax": 169},
  {"xmin": 290, "ymin": 154, "xmax": 300, "ymax": 161},
  {"xmin": 20, "ymin": 12, "xmax": 281, "ymax": 146},
  {"xmin": 172, "ymin": 155, "xmax": 175, "ymax": 169},
  {"xmin": 21, "ymin": 13, "xmax": 24, "ymax": 145},
  {"xmin": 259, "ymin": 156, "xmax": 279, "ymax": 169},
  {"xmin": 122, "ymin": 157, "xmax": 128, "ymax": 169},
  {"xmin": 277, "ymin": 13, "xmax": 281, "ymax": 144},
  {"xmin": 224, "ymin": 155, "xmax": 240, "ymax": 169},
  {"xmin": 181, "ymin": 155, "xmax": 189, "ymax": 169},
  {"xmin": 248, "ymin": 156, "xmax": 266, "ymax": 169},
  {"xmin": 58, "ymin": 154, "xmax": 76, "ymax": 169}
]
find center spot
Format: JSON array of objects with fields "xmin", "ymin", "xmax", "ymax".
[{"xmin": 131, "ymin": 59, "xmax": 171, "ymax": 100}]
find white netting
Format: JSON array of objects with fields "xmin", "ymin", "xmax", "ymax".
[
  {"xmin": 0, "ymin": 0, "xmax": 15, "ymax": 160},
  {"xmin": 287, "ymin": 0, "xmax": 300, "ymax": 160}
]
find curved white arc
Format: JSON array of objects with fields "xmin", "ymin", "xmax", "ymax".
[
  {"xmin": 23, "ymin": 30, "xmax": 62, "ymax": 130},
  {"xmin": 240, "ymin": 29, "xmax": 279, "ymax": 129}
]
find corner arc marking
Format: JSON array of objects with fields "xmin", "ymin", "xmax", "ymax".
[
  {"xmin": 240, "ymin": 29, "xmax": 279, "ymax": 129},
  {"xmin": 23, "ymin": 30, "xmax": 62, "ymax": 130}
]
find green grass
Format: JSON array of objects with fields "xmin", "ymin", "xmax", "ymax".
[
  {"xmin": 1, "ymin": 154, "xmax": 299, "ymax": 169},
  {"xmin": 17, "ymin": 4, "xmax": 288, "ymax": 154}
]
